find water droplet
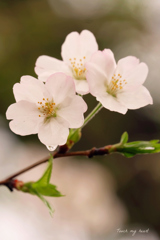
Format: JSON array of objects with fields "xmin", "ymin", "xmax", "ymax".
[
  {"xmin": 46, "ymin": 145, "xmax": 56, "ymax": 151},
  {"xmin": 140, "ymin": 147, "xmax": 155, "ymax": 150},
  {"xmin": 145, "ymin": 147, "xmax": 155, "ymax": 150}
]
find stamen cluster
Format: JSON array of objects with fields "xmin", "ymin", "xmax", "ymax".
[
  {"xmin": 37, "ymin": 98, "xmax": 56, "ymax": 118},
  {"xmin": 107, "ymin": 73, "xmax": 127, "ymax": 96},
  {"xmin": 69, "ymin": 57, "xmax": 86, "ymax": 80}
]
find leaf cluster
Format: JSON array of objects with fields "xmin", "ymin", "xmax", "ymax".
[{"xmin": 19, "ymin": 155, "xmax": 62, "ymax": 215}]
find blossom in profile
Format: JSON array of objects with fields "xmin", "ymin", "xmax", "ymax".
[
  {"xmin": 86, "ymin": 49, "xmax": 153, "ymax": 114},
  {"xmin": 35, "ymin": 30, "xmax": 98, "ymax": 95},
  {"xmin": 6, "ymin": 73, "xmax": 87, "ymax": 150}
]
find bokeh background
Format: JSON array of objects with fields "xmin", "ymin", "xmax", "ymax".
[{"xmin": 0, "ymin": 0, "xmax": 160, "ymax": 239}]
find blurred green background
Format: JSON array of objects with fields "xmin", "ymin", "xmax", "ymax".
[{"xmin": 1, "ymin": 0, "xmax": 160, "ymax": 239}]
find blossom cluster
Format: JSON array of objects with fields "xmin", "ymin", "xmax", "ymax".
[{"xmin": 6, "ymin": 30, "xmax": 153, "ymax": 150}]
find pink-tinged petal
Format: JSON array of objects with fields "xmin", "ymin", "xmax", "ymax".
[
  {"xmin": 35, "ymin": 55, "xmax": 71, "ymax": 74},
  {"xmin": 62, "ymin": 31, "xmax": 79, "ymax": 62},
  {"xmin": 6, "ymin": 101, "xmax": 39, "ymax": 119},
  {"xmin": 78, "ymin": 30, "xmax": 98, "ymax": 59},
  {"xmin": 6, "ymin": 101, "xmax": 43, "ymax": 135},
  {"xmin": 116, "ymin": 56, "xmax": 140, "ymax": 77},
  {"xmin": 57, "ymin": 95, "xmax": 87, "ymax": 128},
  {"xmin": 35, "ymin": 55, "xmax": 72, "ymax": 82},
  {"xmin": 103, "ymin": 49, "xmax": 116, "ymax": 80},
  {"xmin": 35, "ymin": 70, "xmax": 60, "ymax": 82},
  {"xmin": 61, "ymin": 30, "xmax": 98, "ymax": 63},
  {"xmin": 86, "ymin": 49, "xmax": 116, "ymax": 88},
  {"xmin": 86, "ymin": 61, "xmax": 107, "ymax": 97},
  {"xmin": 45, "ymin": 73, "xmax": 75, "ymax": 105},
  {"xmin": 13, "ymin": 76, "xmax": 49, "ymax": 103},
  {"xmin": 96, "ymin": 93, "xmax": 128, "ymax": 114},
  {"xmin": 89, "ymin": 49, "xmax": 116, "ymax": 81},
  {"xmin": 74, "ymin": 79, "xmax": 89, "ymax": 95},
  {"xmin": 38, "ymin": 117, "xmax": 69, "ymax": 146},
  {"xmin": 123, "ymin": 63, "xmax": 148, "ymax": 89},
  {"xmin": 117, "ymin": 85, "xmax": 153, "ymax": 109},
  {"xmin": 35, "ymin": 56, "xmax": 65, "ymax": 73}
]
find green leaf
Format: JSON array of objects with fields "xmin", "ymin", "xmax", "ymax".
[
  {"xmin": 116, "ymin": 139, "xmax": 160, "ymax": 157},
  {"xmin": 32, "ymin": 183, "xmax": 63, "ymax": 197},
  {"xmin": 36, "ymin": 155, "xmax": 53, "ymax": 185},
  {"xmin": 18, "ymin": 155, "xmax": 63, "ymax": 215},
  {"xmin": 122, "ymin": 152, "xmax": 135, "ymax": 158},
  {"xmin": 30, "ymin": 187, "xmax": 54, "ymax": 217},
  {"xmin": 120, "ymin": 132, "xmax": 128, "ymax": 144},
  {"xmin": 150, "ymin": 139, "xmax": 159, "ymax": 144}
]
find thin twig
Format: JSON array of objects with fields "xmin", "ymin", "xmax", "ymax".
[{"xmin": 0, "ymin": 145, "xmax": 112, "ymax": 188}]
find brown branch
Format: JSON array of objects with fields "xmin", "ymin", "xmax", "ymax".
[{"xmin": 0, "ymin": 145, "xmax": 112, "ymax": 190}]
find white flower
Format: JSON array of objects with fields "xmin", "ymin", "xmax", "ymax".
[
  {"xmin": 86, "ymin": 49, "xmax": 153, "ymax": 114},
  {"xmin": 6, "ymin": 73, "xmax": 87, "ymax": 150},
  {"xmin": 35, "ymin": 30, "xmax": 98, "ymax": 95}
]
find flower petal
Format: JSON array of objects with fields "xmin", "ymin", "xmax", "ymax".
[
  {"xmin": 123, "ymin": 63, "xmax": 148, "ymax": 89},
  {"xmin": 35, "ymin": 55, "xmax": 72, "ymax": 82},
  {"xmin": 74, "ymin": 79, "xmax": 89, "ymax": 95},
  {"xmin": 61, "ymin": 30, "xmax": 98, "ymax": 64},
  {"xmin": 103, "ymin": 49, "xmax": 116, "ymax": 80},
  {"xmin": 45, "ymin": 73, "xmax": 76, "ymax": 105},
  {"xmin": 86, "ymin": 60, "xmax": 107, "ymax": 97},
  {"xmin": 38, "ymin": 117, "xmax": 69, "ymax": 146},
  {"xmin": 88, "ymin": 49, "xmax": 116, "ymax": 81},
  {"xmin": 96, "ymin": 93, "xmax": 128, "ymax": 114},
  {"xmin": 117, "ymin": 85, "xmax": 153, "ymax": 109},
  {"xmin": 116, "ymin": 56, "xmax": 140, "ymax": 77},
  {"xmin": 6, "ymin": 101, "xmax": 43, "ymax": 135},
  {"xmin": 86, "ymin": 49, "xmax": 116, "ymax": 96},
  {"xmin": 57, "ymin": 95, "xmax": 87, "ymax": 128},
  {"xmin": 13, "ymin": 76, "xmax": 49, "ymax": 103}
]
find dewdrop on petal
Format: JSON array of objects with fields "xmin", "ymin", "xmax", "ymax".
[{"xmin": 47, "ymin": 145, "xmax": 57, "ymax": 152}]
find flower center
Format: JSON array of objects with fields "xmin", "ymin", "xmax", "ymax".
[
  {"xmin": 69, "ymin": 57, "xmax": 86, "ymax": 80},
  {"xmin": 107, "ymin": 73, "xmax": 127, "ymax": 97},
  {"xmin": 37, "ymin": 98, "xmax": 57, "ymax": 119}
]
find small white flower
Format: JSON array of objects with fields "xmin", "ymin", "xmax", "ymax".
[
  {"xmin": 86, "ymin": 49, "xmax": 153, "ymax": 114},
  {"xmin": 35, "ymin": 30, "xmax": 98, "ymax": 95},
  {"xmin": 6, "ymin": 73, "xmax": 87, "ymax": 149}
]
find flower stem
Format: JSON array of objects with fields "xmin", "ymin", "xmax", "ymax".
[
  {"xmin": 66, "ymin": 102, "xmax": 103, "ymax": 148},
  {"xmin": 82, "ymin": 102, "xmax": 103, "ymax": 129}
]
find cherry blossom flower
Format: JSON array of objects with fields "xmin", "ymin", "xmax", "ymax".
[
  {"xmin": 86, "ymin": 49, "xmax": 153, "ymax": 114},
  {"xmin": 35, "ymin": 30, "xmax": 98, "ymax": 95},
  {"xmin": 6, "ymin": 73, "xmax": 87, "ymax": 150}
]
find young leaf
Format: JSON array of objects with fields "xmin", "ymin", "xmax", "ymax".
[
  {"xmin": 30, "ymin": 187, "xmax": 54, "ymax": 216},
  {"xmin": 116, "ymin": 139, "xmax": 160, "ymax": 157},
  {"xmin": 36, "ymin": 155, "xmax": 53, "ymax": 185},
  {"xmin": 32, "ymin": 183, "xmax": 63, "ymax": 197},
  {"xmin": 17, "ymin": 155, "xmax": 63, "ymax": 215},
  {"xmin": 120, "ymin": 132, "xmax": 128, "ymax": 144}
]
